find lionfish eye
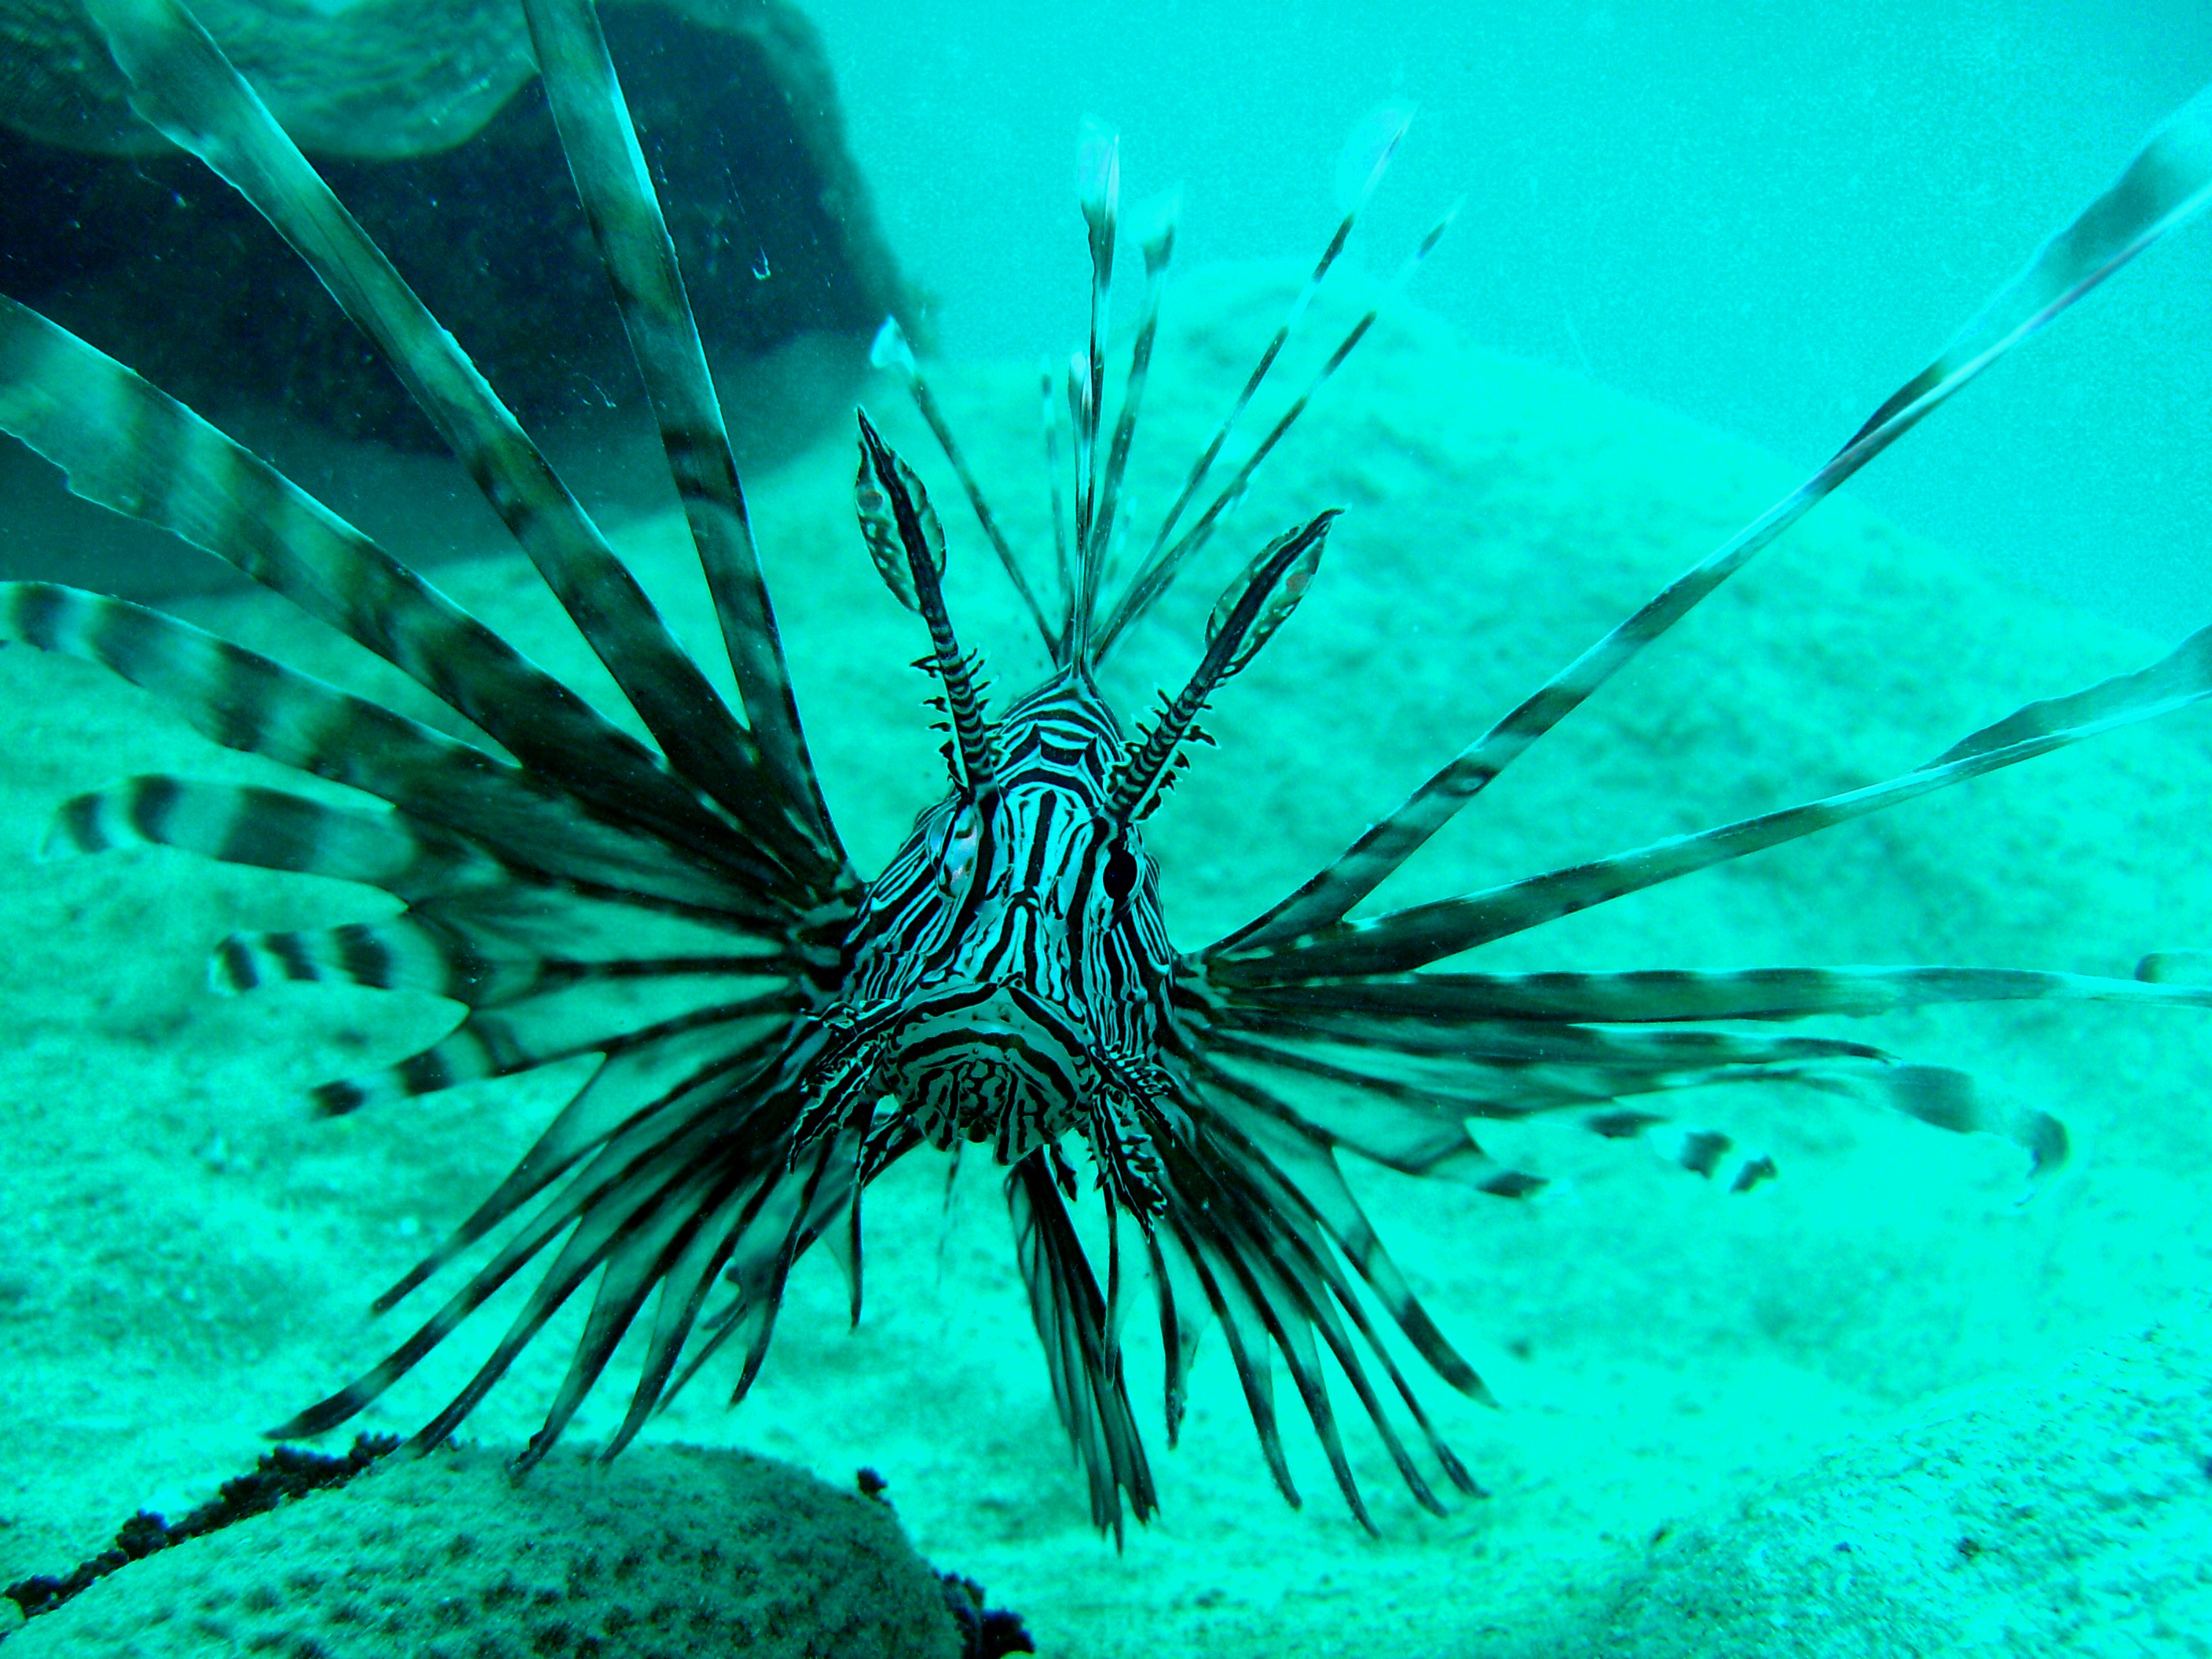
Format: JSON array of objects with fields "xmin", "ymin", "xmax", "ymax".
[{"xmin": 1102, "ymin": 841, "xmax": 1138, "ymax": 910}]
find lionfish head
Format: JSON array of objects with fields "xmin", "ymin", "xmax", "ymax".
[
  {"xmin": 797, "ymin": 409, "xmax": 1334, "ymax": 1174},
  {"xmin": 843, "ymin": 694, "xmax": 1172, "ymax": 1162}
]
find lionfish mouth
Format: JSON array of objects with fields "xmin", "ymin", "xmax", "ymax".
[
  {"xmin": 888, "ymin": 981, "xmax": 1100, "ymax": 1155},
  {"xmin": 797, "ymin": 980, "xmax": 1099, "ymax": 1159}
]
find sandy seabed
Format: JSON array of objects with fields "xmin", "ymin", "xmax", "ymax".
[{"xmin": 3, "ymin": 265, "xmax": 2210, "ymax": 1655}]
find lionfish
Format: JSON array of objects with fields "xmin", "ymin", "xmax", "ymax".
[{"xmin": 5, "ymin": 0, "xmax": 2212, "ymax": 1540}]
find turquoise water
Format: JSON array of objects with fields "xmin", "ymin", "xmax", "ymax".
[
  {"xmin": 3, "ymin": 4, "xmax": 2212, "ymax": 1655},
  {"xmin": 822, "ymin": 0, "xmax": 2212, "ymax": 640}
]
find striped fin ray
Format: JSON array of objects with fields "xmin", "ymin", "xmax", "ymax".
[
  {"xmin": 856, "ymin": 411, "xmax": 998, "ymax": 792},
  {"xmin": 1008, "ymin": 1152, "xmax": 1157, "ymax": 1539},
  {"xmin": 519, "ymin": 0, "xmax": 840, "ymax": 861},
  {"xmin": 0, "ymin": 298, "xmax": 751, "ymax": 871},
  {"xmin": 1141, "ymin": 1086, "xmax": 1481, "ymax": 1529},
  {"xmin": 1091, "ymin": 105, "xmax": 1414, "ymax": 665},
  {"xmin": 872, "ymin": 319, "xmax": 1056, "ymax": 651},
  {"xmin": 306, "ymin": 978, "xmax": 799, "ymax": 1118},
  {"xmin": 1179, "ymin": 1057, "xmax": 1503, "ymax": 1405},
  {"xmin": 1219, "ymin": 88, "xmax": 2212, "ymax": 954},
  {"xmin": 0, "ymin": 584, "xmax": 767, "ymax": 912},
  {"xmin": 1084, "ymin": 189, "xmax": 1181, "ymax": 610},
  {"xmin": 1042, "ymin": 359, "xmax": 1077, "ymax": 624},
  {"xmin": 272, "ymin": 1050, "xmax": 844, "ymax": 1450},
  {"xmin": 645, "ymin": 1129, "xmax": 872, "ymax": 1425},
  {"xmin": 494, "ymin": 1112, "xmax": 844, "ymax": 1469},
  {"xmin": 523, "ymin": 1106, "xmax": 886, "ymax": 1470},
  {"xmin": 1578, "ymin": 1109, "xmax": 1779, "ymax": 1195},
  {"xmin": 1217, "ymin": 617, "xmax": 2212, "ymax": 983},
  {"xmin": 596, "ymin": 1166, "xmax": 789, "ymax": 1459},
  {"xmin": 284, "ymin": 1110, "xmax": 743, "ymax": 1450},
  {"xmin": 1214, "ymin": 1020, "xmax": 1785, "ymax": 1194},
  {"xmin": 1200, "ymin": 1022, "xmax": 1775, "ymax": 1197},
  {"xmin": 1187, "ymin": 1037, "xmax": 1525, "ymax": 1187},
  {"xmin": 391, "ymin": 881, "xmax": 797, "ymax": 964},
  {"xmin": 511, "ymin": 1158, "xmax": 733, "ymax": 1467},
  {"xmin": 1065, "ymin": 117, "xmax": 1120, "ymax": 658},
  {"xmin": 1202, "ymin": 1019, "xmax": 1891, "ymax": 1129},
  {"xmin": 85, "ymin": 0, "xmax": 831, "ymax": 885},
  {"xmin": 212, "ymin": 917, "xmax": 522, "ymax": 1001},
  {"xmin": 371, "ymin": 1020, "xmax": 797, "ymax": 1314},
  {"xmin": 210, "ymin": 910, "xmax": 782, "ymax": 1005},
  {"xmin": 1203, "ymin": 997, "xmax": 2063, "ymax": 1181},
  {"xmin": 1094, "ymin": 199, "xmax": 1455, "ymax": 662},
  {"xmin": 42, "ymin": 777, "xmax": 496, "ymax": 899},
  {"xmin": 1229, "ymin": 965, "xmax": 2212, "ymax": 1024},
  {"xmin": 1108, "ymin": 511, "xmax": 1338, "ymax": 822}
]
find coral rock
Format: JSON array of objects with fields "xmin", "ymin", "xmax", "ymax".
[{"xmin": 8, "ymin": 1444, "xmax": 963, "ymax": 1658}]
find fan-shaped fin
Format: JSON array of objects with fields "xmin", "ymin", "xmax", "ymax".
[
  {"xmin": 85, "ymin": 0, "xmax": 832, "ymax": 887},
  {"xmin": 1218, "ymin": 86, "xmax": 2212, "ymax": 954},
  {"xmin": 1, "ymin": 584, "xmax": 771, "ymax": 912},
  {"xmin": 0, "ymin": 298, "xmax": 751, "ymax": 872},
  {"xmin": 1007, "ymin": 1153, "xmax": 1157, "ymax": 1541},
  {"xmin": 522, "ymin": 0, "xmax": 840, "ymax": 862},
  {"xmin": 1218, "ymin": 615, "xmax": 2212, "ymax": 981},
  {"xmin": 43, "ymin": 777, "xmax": 496, "ymax": 899}
]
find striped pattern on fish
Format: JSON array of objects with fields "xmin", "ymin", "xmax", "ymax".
[{"xmin": 2, "ymin": 0, "xmax": 2211, "ymax": 1542}]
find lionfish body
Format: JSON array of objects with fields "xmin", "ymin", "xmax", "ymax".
[
  {"xmin": 9, "ymin": 0, "xmax": 2212, "ymax": 1539},
  {"xmin": 831, "ymin": 667, "xmax": 1174, "ymax": 1170}
]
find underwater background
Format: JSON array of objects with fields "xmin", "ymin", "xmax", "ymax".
[
  {"xmin": 5, "ymin": 1, "xmax": 2212, "ymax": 1654},
  {"xmin": 830, "ymin": 0, "xmax": 2212, "ymax": 643}
]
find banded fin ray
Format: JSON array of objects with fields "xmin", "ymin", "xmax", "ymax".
[
  {"xmin": 1143, "ymin": 1085, "xmax": 1481, "ymax": 1531},
  {"xmin": 84, "ymin": 0, "xmax": 833, "ymax": 885},
  {"xmin": 1199, "ymin": 998, "xmax": 2064, "ymax": 1181},
  {"xmin": 213, "ymin": 918, "xmax": 520, "ymax": 1001},
  {"xmin": 271, "ymin": 1049, "xmax": 844, "ymax": 1456},
  {"xmin": 1181, "ymin": 1063, "xmax": 1492, "ymax": 1405},
  {"xmin": 306, "ymin": 977, "xmax": 797, "ymax": 1118},
  {"xmin": 0, "ymin": 584, "xmax": 769, "ymax": 913},
  {"xmin": 1204, "ymin": 1021, "xmax": 1893, "ymax": 1125},
  {"xmin": 1009, "ymin": 1153, "xmax": 1157, "ymax": 1539},
  {"xmin": 1217, "ymin": 617, "xmax": 2212, "ymax": 981},
  {"xmin": 1219, "ymin": 86, "xmax": 2212, "ymax": 954},
  {"xmin": 1108, "ymin": 511, "xmax": 1338, "ymax": 822},
  {"xmin": 520, "ymin": 0, "xmax": 840, "ymax": 859},
  {"xmin": 42, "ymin": 777, "xmax": 496, "ymax": 900},
  {"xmin": 1230, "ymin": 965, "xmax": 2212, "ymax": 1024},
  {"xmin": 368, "ymin": 1020, "xmax": 794, "ymax": 1313},
  {"xmin": 1091, "ymin": 104, "xmax": 1418, "ymax": 661},
  {"xmin": 213, "ymin": 912, "xmax": 785, "ymax": 1006},
  {"xmin": 1095, "ymin": 199, "xmax": 1455, "ymax": 662},
  {"xmin": 0, "ymin": 298, "xmax": 749, "ymax": 870},
  {"xmin": 872, "ymin": 318, "xmax": 1057, "ymax": 650}
]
